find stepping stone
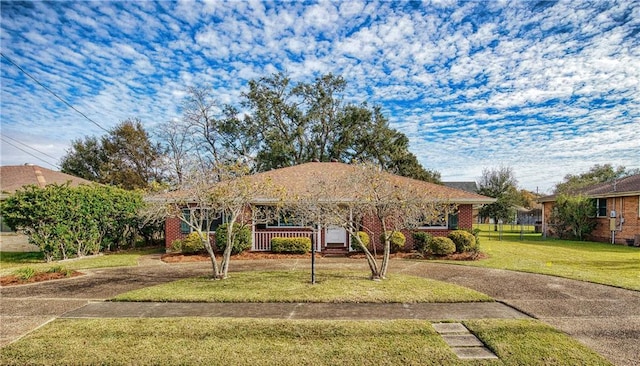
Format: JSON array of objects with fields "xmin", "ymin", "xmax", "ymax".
[
  {"xmin": 432, "ymin": 322, "xmax": 499, "ymax": 360},
  {"xmin": 442, "ymin": 334, "xmax": 484, "ymax": 347},
  {"xmin": 432, "ymin": 322, "xmax": 468, "ymax": 334},
  {"xmin": 452, "ymin": 346, "xmax": 499, "ymax": 359}
]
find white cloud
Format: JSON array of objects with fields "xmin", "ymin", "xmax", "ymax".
[{"xmin": 0, "ymin": 0, "xmax": 638, "ymax": 193}]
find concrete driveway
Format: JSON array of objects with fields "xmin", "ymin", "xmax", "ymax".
[{"xmin": 1, "ymin": 256, "xmax": 639, "ymax": 366}]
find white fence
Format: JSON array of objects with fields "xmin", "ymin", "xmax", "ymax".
[{"xmin": 252, "ymin": 231, "xmax": 316, "ymax": 251}]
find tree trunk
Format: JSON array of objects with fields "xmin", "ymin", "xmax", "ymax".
[
  {"xmin": 202, "ymin": 236, "xmax": 221, "ymax": 279},
  {"xmin": 348, "ymin": 227, "xmax": 380, "ymax": 279},
  {"xmin": 220, "ymin": 221, "xmax": 235, "ymax": 279},
  {"xmin": 379, "ymin": 240, "xmax": 391, "ymax": 279}
]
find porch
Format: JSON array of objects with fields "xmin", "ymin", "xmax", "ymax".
[{"xmin": 251, "ymin": 226, "xmax": 349, "ymax": 254}]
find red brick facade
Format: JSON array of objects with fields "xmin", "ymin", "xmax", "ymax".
[
  {"xmin": 166, "ymin": 204, "xmax": 476, "ymax": 252},
  {"xmin": 542, "ymin": 196, "xmax": 640, "ymax": 245}
]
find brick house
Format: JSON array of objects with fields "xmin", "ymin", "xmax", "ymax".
[
  {"xmin": 538, "ymin": 174, "xmax": 640, "ymax": 245},
  {"xmin": 164, "ymin": 162, "xmax": 495, "ymax": 254}
]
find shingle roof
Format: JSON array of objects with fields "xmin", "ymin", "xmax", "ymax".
[
  {"xmin": 538, "ymin": 173, "xmax": 640, "ymax": 202},
  {"xmin": 248, "ymin": 162, "xmax": 494, "ymax": 204},
  {"xmin": 443, "ymin": 181, "xmax": 478, "ymax": 193},
  {"xmin": 0, "ymin": 164, "xmax": 93, "ymax": 198}
]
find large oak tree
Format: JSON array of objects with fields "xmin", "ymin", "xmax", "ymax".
[{"xmin": 61, "ymin": 118, "xmax": 163, "ymax": 190}]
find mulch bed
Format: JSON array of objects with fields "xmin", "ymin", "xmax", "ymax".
[
  {"xmin": 0, "ymin": 270, "xmax": 83, "ymax": 287},
  {"xmin": 161, "ymin": 252, "xmax": 312, "ymax": 263},
  {"xmin": 161, "ymin": 251, "xmax": 487, "ymax": 263}
]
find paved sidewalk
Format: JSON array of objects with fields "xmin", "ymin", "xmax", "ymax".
[{"xmin": 61, "ymin": 301, "xmax": 529, "ymax": 321}]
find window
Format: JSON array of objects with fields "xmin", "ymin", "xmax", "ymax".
[
  {"xmin": 447, "ymin": 212, "xmax": 459, "ymax": 230},
  {"xmin": 181, "ymin": 208, "xmax": 226, "ymax": 234},
  {"xmin": 419, "ymin": 212, "xmax": 447, "ymax": 229},
  {"xmin": 596, "ymin": 198, "xmax": 607, "ymax": 217},
  {"xmin": 180, "ymin": 209, "xmax": 190, "ymax": 234},
  {"xmin": 267, "ymin": 210, "xmax": 305, "ymax": 228}
]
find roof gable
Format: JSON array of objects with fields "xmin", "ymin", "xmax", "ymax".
[
  {"xmin": 443, "ymin": 181, "xmax": 478, "ymax": 193},
  {"xmin": 0, "ymin": 165, "xmax": 93, "ymax": 196},
  {"xmin": 538, "ymin": 173, "xmax": 640, "ymax": 202}
]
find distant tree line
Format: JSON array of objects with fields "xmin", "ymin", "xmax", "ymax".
[{"xmin": 60, "ymin": 73, "xmax": 440, "ymax": 190}]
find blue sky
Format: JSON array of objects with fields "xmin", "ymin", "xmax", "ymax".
[{"xmin": 1, "ymin": 0, "xmax": 638, "ymax": 193}]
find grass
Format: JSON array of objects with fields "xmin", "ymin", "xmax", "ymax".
[
  {"xmin": 437, "ymin": 225, "xmax": 640, "ymax": 290},
  {"xmin": 464, "ymin": 319, "xmax": 611, "ymax": 365},
  {"xmin": 0, "ymin": 247, "xmax": 164, "ymax": 275},
  {"xmin": 0, "ymin": 318, "xmax": 610, "ymax": 365},
  {"xmin": 114, "ymin": 270, "xmax": 492, "ymax": 303}
]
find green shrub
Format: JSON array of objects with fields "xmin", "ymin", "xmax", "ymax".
[
  {"xmin": 13, "ymin": 267, "xmax": 36, "ymax": 281},
  {"xmin": 181, "ymin": 232, "xmax": 206, "ymax": 254},
  {"xmin": 380, "ymin": 231, "xmax": 406, "ymax": 253},
  {"xmin": 428, "ymin": 237, "xmax": 456, "ymax": 256},
  {"xmin": 413, "ymin": 232, "xmax": 433, "ymax": 254},
  {"xmin": 215, "ymin": 223, "xmax": 252, "ymax": 255},
  {"xmin": 170, "ymin": 239, "xmax": 183, "ymax": 252},
  {"xmin": 464, "ymin": 228, "xmax": 481, "ymax": 258},
  {"xmin": 350, "ymin": 231, "xmax": 370, "ymax": 252},
  {"xmin": 448, "ymin": 230, "xmax": 477, "ymax": 253},
  {"xmin": 466, "ymin": 228, "xmax": 481, "ymax": 247},
  {"xmin": 271, "ymin": 237, "xmax": 311, "ymax": 254}
]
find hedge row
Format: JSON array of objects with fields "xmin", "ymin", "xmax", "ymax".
[{"xmin": 270, "ymin": 237, "xmax": 311, "ymax": 254}]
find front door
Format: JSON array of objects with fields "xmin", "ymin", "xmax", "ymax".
[{"xmin": 325, "ymin": 225, "xmax": 348, "ymax": 250}]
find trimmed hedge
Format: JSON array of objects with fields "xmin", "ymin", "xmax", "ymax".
[
  {"xmin": 271, "ymin": 237, "xmax": 311, "ymax": 254},
  {"xmin": 350, "ymin": 231, "xmax": 370, "ymax": 252},
  {"xmin": 429, "ymin": 237, "xmax": 456, "ymax": 256},
  {"xmin": 413, "ymin": 232, "xmax": 433, "ymax": 254},
  {"xmin": 380, "ymin": 231, "xmax": 406, "ymax": 253},
  {"xmin": 448, "ymin": 230, "xmax": 477, "ymax": 253},
  {"xmin": 215, "ymin": 223, "xmax": 252, "ymax": 255}
]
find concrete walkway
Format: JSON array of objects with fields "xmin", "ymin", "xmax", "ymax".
[
  {"xmin": 61, "ymin": 301, "xmax": 528, "ymax": 321},
  {"xmin": 2, "ymin": 256, "xmax": 639, "ymax": 366}
]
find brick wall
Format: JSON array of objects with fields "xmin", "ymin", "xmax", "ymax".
[
  {"xmin": 360, "ymin": 204, "xmax": 474, "ymax": 251},
  {"xmin": 165, "ymin": 216, "xmax": 183, "ymax": 249},
  {"xmin": 165, "ymin": 203, "xmax": 479, "ymax": 252},
  {"xmin": 164, "ymin": 216, "xmax": 216, "ymax": 251},
  {"xmin": 543, "ymin": 196, "xmax": 640, "ymax": 245},
  {"xmin": 589, "ymin": 195, "xmax": 640, "ymax": 244}
]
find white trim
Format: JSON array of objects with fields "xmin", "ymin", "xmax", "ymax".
[{"xmin": 596, "ymin": 198, "xmax": 608, "ymax": 218}]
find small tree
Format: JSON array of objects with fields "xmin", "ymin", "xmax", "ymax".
[
  {"xmin": 286, "ymin": 163, "xmax": 449, "ymax": 280},
  {"xmin": 152, "ymin": 163, "xmax": 281, "ymax": 279},
  {"xmin": 548, "ymin": 194, "xmax": 597, "ymax": 240},
  {"xmin": 477, "ymin": 166, "xmax": 519, "ymax": 231}
]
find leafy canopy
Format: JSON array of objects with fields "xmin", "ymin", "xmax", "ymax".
[
  {"xmin": 61, "ymin": 118, "xmax": 163, "ymax": 190},
  {"xmin": 554, "ymin": 164, "xmax": 637, "ymax": 195}
]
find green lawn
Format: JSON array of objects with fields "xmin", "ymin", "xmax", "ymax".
[
  {"xmin": 114, "ymin": 270, "xmax": 492, "ymax": 303},
  {"xmin": 0, "ymin": 248, "xmax": 163, "ymax": 276},
  {"xmin": 0, "ymin": 318, "xmax": 611, "ymax": 366},
  {"xmin": 438, "ymin": 225, "xmax": 640, "ymax": 290}
]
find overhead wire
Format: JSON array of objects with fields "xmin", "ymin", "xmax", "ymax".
[
  {"xmin": 0, "ymin": 52, "xmax": 109, "ymax": 133},
  {"xmin": 1, "ymin": 135, "xmax": 60, "ymax": 162},
  {"xmin": 0, "ymin": 137, "xmax": 60, "ymax": 169}
]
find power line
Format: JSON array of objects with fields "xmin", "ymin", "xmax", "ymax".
[
  {"xmin": 0, "ymin": 52, "xmax": 109, "ymax": 133},
  {"xmin": 2, "ymin": 135, "xmax": 60, "ymax": 162},
  {"xmin": 0, "ymin": 137, "xmax": 60, "ymax": 169}
]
